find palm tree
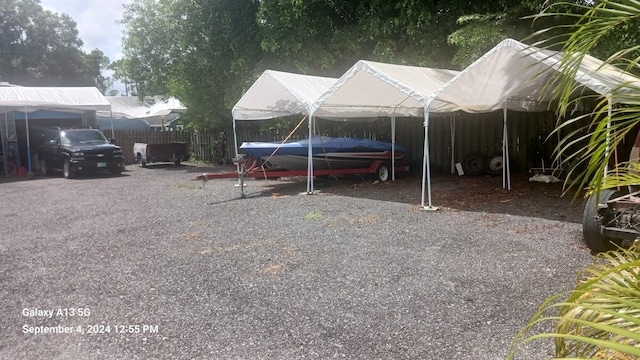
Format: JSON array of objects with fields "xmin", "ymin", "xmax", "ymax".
[{"xmin": 509, "ymin": 1, "xmax": 640, "ymax": 358}]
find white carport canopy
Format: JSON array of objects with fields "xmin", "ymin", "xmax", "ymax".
[
  {"xmin": 308, "ymin": 60, "xmax": 459, "ymax": 194},
  {"xmin": 97, "ymin": 96, "xmax": 187, "ymax": 129},
  {"xmin": 0, "ymin": 87, "xmax": 111, "ymax": 173},
  {"xmin": 231, "ymin": 70, "xmax": 338, "ymax": 176},
  {"xmin": 232, "ymin": 70, "xmax": 338, "ymax": 121},
  {"xmin": 0, "ymin": 87, "xmax": 111, "ymax": 111},
  {"xmin": 421, "ymin": 38, "xmax": 640, "ymax": 209}
]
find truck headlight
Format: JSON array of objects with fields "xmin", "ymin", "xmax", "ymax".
[{"xmin": 71, "ymin": 152, "xmax": 84, "ymax": 160}]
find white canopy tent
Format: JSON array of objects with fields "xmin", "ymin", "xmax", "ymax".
[
  {"xmin": 231, "ymin": 70, "xmax": 338, "ymax": 189},
  {"xmin": 421, "ymin": 38, "xmax": 640, "ymax": 209},
  {"xmin": 309, "ymin": 60, "xmax": 459, "ymax": 195},
  {"xmin": 0, "ymin": 87, "xmax": 111, "ymax": 173},
  {"xmin": 97, "ymin": 96, "xmax": 187, "ymax": 130}
]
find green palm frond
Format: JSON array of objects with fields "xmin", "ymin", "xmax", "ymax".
[
  {"xmin": 531, "ymin": 0, "xmax": 640, "ymax": 197},
  {"xmin": 508, "ymin": 244, "xmax": 640, "ymax": 359}
]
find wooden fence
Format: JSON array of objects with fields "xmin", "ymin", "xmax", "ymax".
[{"xmin": 113, "ymin": 129, "xmax": 228, "ymax": 164}]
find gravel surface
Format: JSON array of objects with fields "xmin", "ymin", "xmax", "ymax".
[{"xmin": 0, "ymin": 164, "xmax": 593, "ymax": 359}]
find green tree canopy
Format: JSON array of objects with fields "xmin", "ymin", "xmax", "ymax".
[
  {"xmin": 118, "ymin": 0, "xmax": 606, "ymax": 129},
  {"xmin": 0, "ymin": 0, "xmax": 111, "ymax": 90}
]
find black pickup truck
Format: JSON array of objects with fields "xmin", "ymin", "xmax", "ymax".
[{"xmin": 38, "ymin": 128, "xmax": 124, "ymax": 179}]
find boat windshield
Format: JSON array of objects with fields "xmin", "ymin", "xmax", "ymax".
[{"xmin": 61, "ymin": 130, "xmax": 108, "ymax": 145}]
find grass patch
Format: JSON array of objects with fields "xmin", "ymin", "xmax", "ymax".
[
  {"xmin": 305, "ymin": 211, "xmax": 324, "ymax": 220},
  {"xmin": 175, "ymin": 182, "xmax": 199, "ymax": 190}
]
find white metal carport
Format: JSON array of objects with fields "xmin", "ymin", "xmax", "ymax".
[
  {"xmin": 0, "ymin": 87, "xmax": 111, "ymax": 174},
  {"xmin": 421, "ymin": 38, "xmax": 640, "ymax": 209},
  {"xmin": 231, "ymin": 70, "xmax": 338, "ymax": 191},
  {"xmin": 309, "ymin": 60, "xmax": 459, "ymax": 198}
]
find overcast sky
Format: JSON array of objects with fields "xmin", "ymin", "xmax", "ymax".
[{"xmin": 40, "ymin": 0, "xmax": 132, "ymax": 94}]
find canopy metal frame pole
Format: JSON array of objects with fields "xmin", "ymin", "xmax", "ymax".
[
  {"xmin": 232, "ymin": 117, "xmax": 243, "ymax": 186},
  {"xmin": 420, "ymin": 107, "xmax": 437, "ymax": 210},
  {"xmin": 605, "ymin": 97, "xmax": 612, "ymax": 176},
  {"xmin": 25, "ymin": 106, "xmax": 32, "ymax": 175},
  {"xmin": 232, "ymin": 117, "xmax": 239, "ymax": 157},
  {"xmin": 307, "ymin": 115, "xmax": 314, "ymax": 194},
  {"xmin": 502, "ymin": 104, "xmax": 511, "ymax": 190},
  {"xmin": 3, "ymin": 112, "xmax": 8, "ymax": 175},
  {"xmin": 391, "ymin": 112, "xmax": 396, "ymax": 181},
  {"xmin": 110, "ymin": 110, "xmax": 115, "ymax": 138},
  {"xmin": 450, "ymin": 114, "xmax": 456, "ymax": 174}
]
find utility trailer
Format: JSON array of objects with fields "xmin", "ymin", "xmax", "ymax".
[{"xmin": 134, "ymin": 142, "xmax": 189, "ymax": 167}]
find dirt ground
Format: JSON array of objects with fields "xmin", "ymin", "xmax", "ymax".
[
  {"xmin": 190, "ymin": 163, "xmax": 586, "ymax": 224},
  {"xmin": 323, "ymin": 172, "xmax": 586, "ymax": 224}
]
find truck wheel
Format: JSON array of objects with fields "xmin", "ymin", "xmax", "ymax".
[
  {"xmin": 137, "ymin": 154, "xmax": 147, "ymax": 168},
  {"xmin": 41, "ymin": 158, "xmax": 49, "ymax": 176},
  {"xmin": 462, "ymin": 152, "xmax": 486, "ymax": 176},
  {"xmin": 63, "ymin": 159, "xmax": 75, "ymax": 179},
  {"xmin": 376, "ymin": 164, "xmax": 390, "ymax": 182},
  {"xmin": 583, "ymin": 189, "xmax": 620, "ymax": 253}
]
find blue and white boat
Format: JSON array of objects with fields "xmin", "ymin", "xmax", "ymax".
[{"xmin": 239, "ymin": 136, "xmax": 407, "ymax": 170}]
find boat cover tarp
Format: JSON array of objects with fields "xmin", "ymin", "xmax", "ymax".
[
  {"xmin": 233, "ymin": 70, "xmax": 338, "ymax": 121},
  {"xmin": 0, "ymin": 87, "xmax": 111, "ymax": 112},
  {"xmin": 97, "ymin": 96, "xmax": 186, "ymax": 121},
  {"xmin": 240, "ymin": 136, "xmax": 408, "ymax": 158},
  {"xmin": 311, "ymin": 60, "xmax": 460, "ymax": 118}
]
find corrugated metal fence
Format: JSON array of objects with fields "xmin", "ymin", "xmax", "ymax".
[{"xmin": 114, "ymin": 111, "xmax": 594, "ymax": 172}]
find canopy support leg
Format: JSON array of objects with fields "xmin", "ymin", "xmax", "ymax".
[
  {"xmin": 420, "ymin": 108, "xmax": 438, "ymax": 211},
  {"xmin": 450, "ymin": 114, "xmax": 456, "ymax": 174},
  {"xmin": 25, "ymin": 106, "xmax": 32, "ymax": 175},
  {"xmin": 391, "ymin": 115, "xmax": 396, "ymax": 181},
  {"xmin": 306, "ymin": 115, "xmax": 314, "ymax": 194},
  {"xmin": 503, "ymin": 105, "xmax": 511, "ymax": 190}
]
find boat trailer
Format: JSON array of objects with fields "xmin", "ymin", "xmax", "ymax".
[{"xmin": 195, "ymin": 154, "xmax": 409, "ymax": 197}]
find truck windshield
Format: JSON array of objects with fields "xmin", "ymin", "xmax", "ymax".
[{"xmin": 61, "ymin": 130, "xmax": 108, "ymax": 145}]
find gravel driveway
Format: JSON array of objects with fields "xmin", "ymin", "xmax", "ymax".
[{"xmin": 0, "ymin": 164, "xmax": 592, "ymax": 359}]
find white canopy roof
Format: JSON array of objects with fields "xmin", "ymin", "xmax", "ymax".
[
  {"xmin": 0, "ymin": 86, "xmax": 111, "ymax": 112},
  {"xmin": 98, "ymin": 96, "xmax": 186, "ymax": 119},
  {"xmin": 232, "ymin": 70, "xmax": 338, "ymax": 121},
  {"xmin": 427, "ymin": 38, "xmax": 640, "ymax": 113},
  {"xmin": 311, "ymin": 60, "xmax": 460, "ymax": 118}
]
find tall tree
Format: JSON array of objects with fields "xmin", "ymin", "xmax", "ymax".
[
  {"xmin": 120, "ymin": 0, "xmax": 262, "ymax": 128},
  {"xmin": 0, "ymin": 0, "xmax": 109, "ymax": 88}
]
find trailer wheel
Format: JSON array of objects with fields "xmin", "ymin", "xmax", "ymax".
[
  {"xmin": 377, "ymin": 164, "xmax": 390, "ymax": 182},
  {"xmin": 485, "ymin": 153, "xmax": 504, "ymax": 176},
  {"xmin": 462, "ymin": 152, "xmax": 486, "ymax": 176},
  {"xmin": 137, "ymin": 154, "xmax": 147, "ymax": 168},
  {"xmin": 583, "ymin": 189, "xmax": 619, "ymax": 253}
]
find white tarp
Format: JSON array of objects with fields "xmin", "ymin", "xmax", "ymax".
[
  {"xmin": 232, "ymin": 70, "xmax": 338, "ymax": 121},
  {"xmin": 0, "ymin": 86, "xmax": 111, "ymax": 112},
  {"xmin": 97, "ymin": 96, "xmax": 187, "ymax": 128},
  {"xmin": 311, "ymin": 60, "xmax": 459, "ymax": 118},
  {"xmin": 99, "ymin": 96, "xmax": 186, "ymax": 119},
  {"xmin": 427, "ymin": 38, "xmax": 640, "ymax": 113}
]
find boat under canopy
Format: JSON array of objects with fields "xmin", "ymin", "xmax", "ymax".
[{"xmin": 239, "ymin": 136, "xmax": 408, "ymax": 171}]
